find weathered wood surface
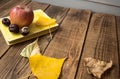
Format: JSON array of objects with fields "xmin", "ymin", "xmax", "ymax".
[
  {"xmin": 116, "ymin": 16, "xmax": 120, "ymax": 76},
  {"xmin": 44, "ymin": 9, "xmax": 91, "ymax": 79},
  {"xmin": 0, "ymin": 0, "xmax": 120, "ymax": 79},
  {"xmin": 76, "ymin": 13, "xmax": 120, "ymax": 79}
]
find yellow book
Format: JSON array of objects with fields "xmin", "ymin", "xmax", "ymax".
[{"xmin": 0, "ymin": 9, "xmax": 58, "ymax": 45}]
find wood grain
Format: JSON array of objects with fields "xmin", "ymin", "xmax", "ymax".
[
  {"xmin": 116, "ymin": 16, "xmax": 120, "ymax": 76},
  {"xmin": 43, "ymin": 9, "xmax": 91, "ymax": 79},
  {"xmin": 45, "ymin": 5, "xmax": 69, "ymax": 24},
  {"xmin": 39, "ymin": 5, "xmax": 69, "ymax": 54},
  {"xmin": 0, "ymin": 1, "xmax": 69, "ymax": 79},
  {"xmin": 0, "ymin": 43, "xmax": 31, "ymax": 79},
  {"xmin": 0, "ymin": 0, "xmax": 120, "ymax": 79},
  {"xmin": 0, "ymin": 32, "xmax": 10, "ymax": 58},
  {"xmin": 0, "ymin": 0, "xmax": 10, "ymax": 7},
  {"xmin": 0, "ymin": 0, "xmax": 31, "ymax": 18},
  {"xmin": 76, "ymin": 13, "xmax": 119, "ymax": 79}
]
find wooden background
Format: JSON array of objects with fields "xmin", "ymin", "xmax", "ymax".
[{"xmin": 0, "ymin": 0, "xmax": 120, "ymax": 79}]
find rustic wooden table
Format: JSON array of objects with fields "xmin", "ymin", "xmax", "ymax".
[{"xmin": 0, "ymin": 0, "xmax": 120, "ymax": 79}]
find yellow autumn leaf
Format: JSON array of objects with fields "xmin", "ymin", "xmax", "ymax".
[
  {"xmin": 36, "ymin": 16, "xmax": 56, "ymax": 26},
  {"xmin": 20, "ymin": 39, "xmax": 66, "ymax": 79},
  {"xmin": 34, "ymin": 10, "xmax": 56, "ymax": 26},
  {"xmin": 29, "ymin": 54, "xmax": 65, "ymax": 79}
]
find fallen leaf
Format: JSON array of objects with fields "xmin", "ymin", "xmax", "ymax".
[
  {"xmin": 34, "ymin": 10, "xmax": 56, "ymax": 26},
  {"xmin": 29, "ymin": 54, "xmax": 66, "ymax": 79},
  {"xmin": 20, "ymin": 39, "xmax": 40, "ymax": 58},
  {"xmin": 84, "ymin": 57, "xmax": 112, "ymax": 78},
  {"xmin": 20, "ymin": 39, "xmax": 66, "ymax": 79}
]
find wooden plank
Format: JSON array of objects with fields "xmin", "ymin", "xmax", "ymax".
[
  {"xmin": 43, "ymin": 9, "xmax": 91, "ymax": 79},
  {"xmin": 76, "ymin": 13, "xmax": 119, "ymax": 79},
  {"xmin": 0, "ymin": 1, "xmax": 69, "ymax": 79},
  {"xmin": 45, "ymin": 5, "xmax": 69, "ymax": 24},
  {"xmin": 0, "ymin": 0, "xmax": 31, "ymax": 18},
  {"xmin": 0, "ymin": 32, "xmax": 10, "ymax": 58},
  {"xmin": 0, "ymin": 0, "xmax": 10, "ymax": 7},
  {"xmin": 39, "ymin": 5, "xmax": 69, "ymax": 54},
  {"xmin": 0, "ymin": 43, "xmax": 31, "ymax": 79},
  {"xmin": 0, "ymin": 0, "xmax": 31, "ymax": 58},
  {"xmin": 116, "ymin": 16, "xmax": 120, "ymax": 75}
]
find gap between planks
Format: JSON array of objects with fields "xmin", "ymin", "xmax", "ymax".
[{"xmin": 74, "ymin": 11, "xmax": 93, "ymax": 79}]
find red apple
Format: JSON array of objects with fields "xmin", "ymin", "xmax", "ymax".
[{"xmin": 10, "ymin": 5, "xmax": 34, "ymax": 27}]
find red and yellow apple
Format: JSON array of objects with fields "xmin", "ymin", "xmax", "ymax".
[{"xmin": 10, "ymin": 5, "xmax": 34, "ymax": 27}]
